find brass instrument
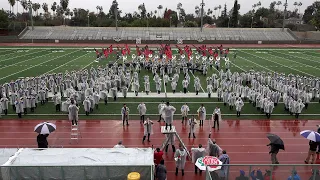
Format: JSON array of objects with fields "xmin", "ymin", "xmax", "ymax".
[
  {"xmin": 181, "ymin": 54, "xmax": 185, "ymax": 59},
  {"xmin": 132, "ymin": 54, "xmax": 136, "ymax": 59},
  {"xmin": 209, "ymin": 56, "xmax": 214, "ymax": 61},
  {"xmin": 149, "ymin": 54, "xmax": 153, "ymax": 58}
]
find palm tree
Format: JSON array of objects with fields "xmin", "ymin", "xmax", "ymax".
[
  {"xmin": 157, "ymin": 5, "xmax": 163, "ymax": 17},
  {"xmin": 16, "ymin": 0, "xmax": 20, "ymax": 14},
  {"xmin": 214, "ymin": 7, "xmax": 218, "ymax": 17},
  {"xmin": 42, "ymin": 3, "xmax": 48, "ymax": 13},
  {"xmin": 177, "ymin": 2, "xmax": 182, "ymax": 21},
  {"xmin": 60, "ymin": 0, "xmax": 69, "ymax": 12},
  {"xmin": 256, "ymin": 1, "xmax": 261, "ymax": 8},
  {"xmin": 20, "ymin": 0, "xmax": 27, "ymax": 13},
  {"xmin": 276, "ymin": 1, "xmax": 282, "ymax": 10},
  {"xmin": 195, "ymin": 5, "xmax": 200, "ymax": 17},
  {"xmin": 297, "ymin": 2, "xmax": 302, "ymax": 15},
  {"xmin": 8, "ymin": 0, "xmax": 16, "ymax": 14},
  {"xmin": 293, "ymin": 2, "xmax": 298, "ymax": 10},
  {"xmin": 51, "ymin": 2, "xmax": 57, "ymax": 16},
  {"xmin": 217, "ymin": 5, "xmax": 222, "ymax": 17},
  {"xmin": 207, "ymin": 8, "xmax": 213, "ymax": 16}
]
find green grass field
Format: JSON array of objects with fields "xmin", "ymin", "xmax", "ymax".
[{"xmin": 1, "ymin": 47, "xmax": 320, "ymax": 120}]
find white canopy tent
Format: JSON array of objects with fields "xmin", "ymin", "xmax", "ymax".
[{"xmin": 1, "ymin": 148, "xmax": 154, "ymax": 180}]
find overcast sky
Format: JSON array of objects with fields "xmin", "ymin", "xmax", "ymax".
[{"xmin": 1, "ymin": 0, "xmax": 315, "ymax": 15}]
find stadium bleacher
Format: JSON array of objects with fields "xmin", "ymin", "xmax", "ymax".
[{"xmin": 20, "ymin": 26, "xmax": 296, "ymax": 41}]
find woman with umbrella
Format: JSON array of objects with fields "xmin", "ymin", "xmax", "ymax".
[
  {"xmin": 34, "ymin": 122, "xmax": 56, "ymax": 148},
  {"xmin": 267, "ymin": 133, "xmax": 285, "ymax": 164},
  {"xmin": 300, "ymin": 130, "xmax": 320, "ymax": 164}
]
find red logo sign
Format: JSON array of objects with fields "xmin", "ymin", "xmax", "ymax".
[{"xmin": 203, "ymin": 156, "xmax": 220, "ymax": 169}]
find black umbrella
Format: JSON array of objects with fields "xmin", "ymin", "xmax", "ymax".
[{"xmin": 267, "ymin": 133, "xmax": 285, "ymax": 150}]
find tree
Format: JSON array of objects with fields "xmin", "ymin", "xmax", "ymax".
[
  {"xmin": 157, "ymin": 5, "xmax": 163, "ymax": 17},
  {"xmin": 231, "ymin": 0, "xmax": 240, "ymax": 27},
  {"xmin": 270, "ymin": 1, "xmax": 277, "ymax": 12},
  {"xmin": 8, "ymin": 0, "xmax": 16, "ymax": 14},
  {"xmin": 217, "ymin": 5, "xmax": 222, "ymax": 17},
  {"xmin": 195, "ymin": 6, "xmax": 200, "ymax": 17},
  {"xmin": 297, "ymin": 2, "xmax": 302, "ymax": 15},
  {"xmin": 20, "ymin": 0, "xmax": 27, "ymax": 13},
  {"xmin": 276, "ymin": 1, "xmax": 282, "ymax": 10},
  {"xmin": 51, "ymin": 2, "xmax": 57, "ymax": 16},
  {"xmin": 42, "ymin": 3, "xmax": 49, "ymax": 13},
  {"xmin": 0, "ymin": 9, "xmax": 9, "ymax": 28},
  {"xmin": 138, "ymin": 3, "xmax": 146, "ymax": 19},
  {"xmin": 303, "ymin": 1, "xmax": 320, "ymax": 29},
  {"xmin": 60, "ymin": 0, "xmax": 69, "ymax": 12},
  {"xmin": 221, "ymin": 3, "xmax": 227, "ymax": 18},
  {"xmin": 108, "ymin": 0, "xmax": 121, "ymax": 19}
]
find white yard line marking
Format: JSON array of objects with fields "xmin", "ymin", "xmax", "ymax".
[
  {"xmin": 162, "ymin": 74, "xmax": 167, "ymax": 98},
  {"xmin": 189, "ymin": 70, "xmax": 205, "ymax": 93},
  {"xmin": 42, "ymin": 53, "xmax": 91, "ymax": 75},
  {"xmin": 0, "ymin": 51, "xmax": 57, "ymax": 71},
  {"xmin": 0, "ymin": 50, "xmax": 19, "ymax": 57},
  {"xmin": 241, "ymin": 50, "xmax": 315, "ymax": 77},
  {"xmin": 238, "ymin": 56, "xmax": 275, "ymax": 72},
  {"xmin": 0, "ymin": 50, "xmax": 81, "ymax": 81},
  {"xmin": 272, "ymin": 51, "xmax": 320, "ymax": 68},
  {"xmin": 0, "ymin": 49, "xmax": 47, "ymax": 63}
]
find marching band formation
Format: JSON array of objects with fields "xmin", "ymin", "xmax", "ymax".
[{"xmin": 0, "ymin": 44, "xmax": 317, "ymax": 122}]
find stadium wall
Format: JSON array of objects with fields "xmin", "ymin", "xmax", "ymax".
[{"xmin": 0, "ymin": 38, "xmax": 319, "ymax": 44}]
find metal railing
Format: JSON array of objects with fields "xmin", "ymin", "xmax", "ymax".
[{"xmin": 205, "ymin": 164, "xmax": 320, "ymax": 180}]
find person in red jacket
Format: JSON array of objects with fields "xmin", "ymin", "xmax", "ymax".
[{"xmin": 154, "ymin": 148, "xmax": 164, "ymax": 167}]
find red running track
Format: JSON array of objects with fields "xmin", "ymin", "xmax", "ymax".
[{"xmin": 0, "ymin": 119, "xmax": 319, "ymax": 180}]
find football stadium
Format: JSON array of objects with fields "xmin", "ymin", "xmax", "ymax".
[{"xmin": 0, "ymin": 0, "xmax": 320, "ymax": 179}]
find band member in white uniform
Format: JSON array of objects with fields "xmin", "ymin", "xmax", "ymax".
[
  {"xmin": 180, "ymin": 103, "xmax": 190, "ymax": 123},
  {"xmin": 121, "ymin": 104, "xmax": 130, "ymax": 126},
  {"xmin": 143, "ymin": 118, "xmax": 153, "ymax": 143},
  {"xmin": 161, "ymin": 102, "xmax": 176, "ymax": 130},
  {"xmin": 197, "ymin": 104, "xmax": 206, "ymax": 126},
  {"xmin": 137, "ymin": 102, "xmax": 147, "ymax": 124},
  {"xmin": 188, "ymin": 115, "xmax": 197, "ymax": 138}
]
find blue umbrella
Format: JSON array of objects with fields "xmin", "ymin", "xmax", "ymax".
[{"xmin": 300, "ymin": 130, "xmax": 320, "ymax": 142}]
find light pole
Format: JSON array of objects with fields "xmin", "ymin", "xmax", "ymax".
[
  {"xmin": 200, "ymin": 0, "xmax": 205, "ymax": 32},
  {"xmin": 28, "ymin": 0, "xmax": 34, "ymax": 30},
  {"xmin": 113, "ymin": 1, "xmax": 118, "ymax": 31},
  {"xmin": 87, "ymin": 15, "xmax": 89, "ymax": 27},
  {"xmin": 228, "ymin": 17, "xmax": 230, "ymax": 28},
  {"xmin": 282, "ymin": 0, "xmax": 288, "ymax": 31},
  {"xmin": 251, "ymin": 16, "xmax": 253, "ymax": 28}
]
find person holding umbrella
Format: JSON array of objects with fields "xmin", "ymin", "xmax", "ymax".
[
  {"xmin": 37, "ymin": 134, "xmax": 49, "ymax": 148},
  {"xmin": 34, "ymin": 122, "xmax": 56, "ymax": 148},
  {"xmin": 267, "ymin": 133, "xmax": 285, "ymax": 164},
  {"xmin": 300, "ymin": 130, "xmax": 320, "ymax": 164}
]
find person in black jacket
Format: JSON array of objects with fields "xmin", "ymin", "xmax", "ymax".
[
  {"xmin": 267, "ymin": 143, "xmax": 280, "ymax": 164},
  {"xmin": 316, "ymin": 125, "xmax": 320, "ymax": 155},
  {"xmin": 305, "ymin": 140, "xmax": 318, "ymax": 164},
  {"xmin": 37, "ymin": 134, "xmax": 49, "ymax": 148}
]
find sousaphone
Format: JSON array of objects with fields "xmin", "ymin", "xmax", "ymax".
[
  {"xmin": 149, "ymin": 54, "xmax": 153, "ymax": 58},
  {"xmin": 132, "ymin": 54, "xmax": 136, "ymax": 59},
  {"xmin": 209, "ymin": 56, "xmax": 214, "ymax": 61},
  {"xmin": 181, "ymin": 54, "xmax": 185, "ymax": 59}
]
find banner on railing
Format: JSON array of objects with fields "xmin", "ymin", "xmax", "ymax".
[{"xmin": 54, "ymin": 40, "xmax": 59, "ymax": 43}]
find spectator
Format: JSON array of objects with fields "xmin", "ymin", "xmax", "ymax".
[
  {"xmin": 113, "ymin": 141, "xmax": 125, "ymax": 148},
  {"xmin": 309, "ymin": 169, "xmax": 320, "ymax": 180},
  {"xmin": 155, "ymin": 159, "xmax": 167, "ymax": 180},
  {"xmin": 236, "ymin": 170, "xmax": 249, "ymax": 180},
  {"xmin": 37, "ymin": 134, "xmax": 49, "ymax": 148},
  {"xmin": 154, "ymin": 148, "xmax": 164, "ymax": 167},
  {"xmin": 219, "ymin": 150, "xmax": 230, "ymax": 180},
  {"xmin": 250, "ymin": 169, "xmax": 264, "ymax": 180},
  {"xmin": 287, "ymin": 170, "xmax": 301, "ymax": 180},
  {"xmin": 305, "ymin": 140, "xmax": 318, "ymax": 164},
  {"xmin": 316, "ymin": 125, "xmax": 320, "ymax": 157}
]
